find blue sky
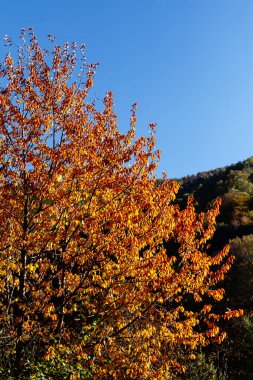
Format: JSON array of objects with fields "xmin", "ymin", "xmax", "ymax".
[{"xmin": 0, "ymin": 0, "xmax": 253, "ymax": 178}]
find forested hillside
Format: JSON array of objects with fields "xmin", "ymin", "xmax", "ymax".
[{"xmin": 177, "ymin": 156, "xmax": 253, "ymax": 379}]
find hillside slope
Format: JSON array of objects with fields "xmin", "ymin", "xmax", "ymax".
[
  {"xmin": 176, "ymin": 156, "xmax": 253, "ymax": 379},
  {"xmin": 178, "ymin": 156, "xmax": 253, "ymax": 250}
]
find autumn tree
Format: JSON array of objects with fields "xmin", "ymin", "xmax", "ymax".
[{"xmin": 0, "ymin": 29, "xmax": 241, "ymax": 379}]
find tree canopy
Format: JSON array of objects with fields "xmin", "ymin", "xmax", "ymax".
[{"xmin": 0, "ymin": 29, "xmax": 241, "ymax": 379}]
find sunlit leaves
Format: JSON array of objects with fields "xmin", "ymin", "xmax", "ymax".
[{"xmin": 0, "ymin": 29, "xmax": 240, "ymax": 379}]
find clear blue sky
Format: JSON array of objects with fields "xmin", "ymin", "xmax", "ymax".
[{"xmin": 0, "ymin": 0, "xmax": 253, "ymax": 178}]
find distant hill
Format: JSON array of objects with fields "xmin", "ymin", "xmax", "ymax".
[
  {"xmin": 177, "ymin": 156, "xmax": 253, "ymax": 250},
  {"xmin": 176, "ymin": 157, "xmax": 253, "ymax": 379}
]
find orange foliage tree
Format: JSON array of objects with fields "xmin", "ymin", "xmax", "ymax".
[{"xmin": 0, "ymin": 29, "xmax": 241, "ymax": 379}]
